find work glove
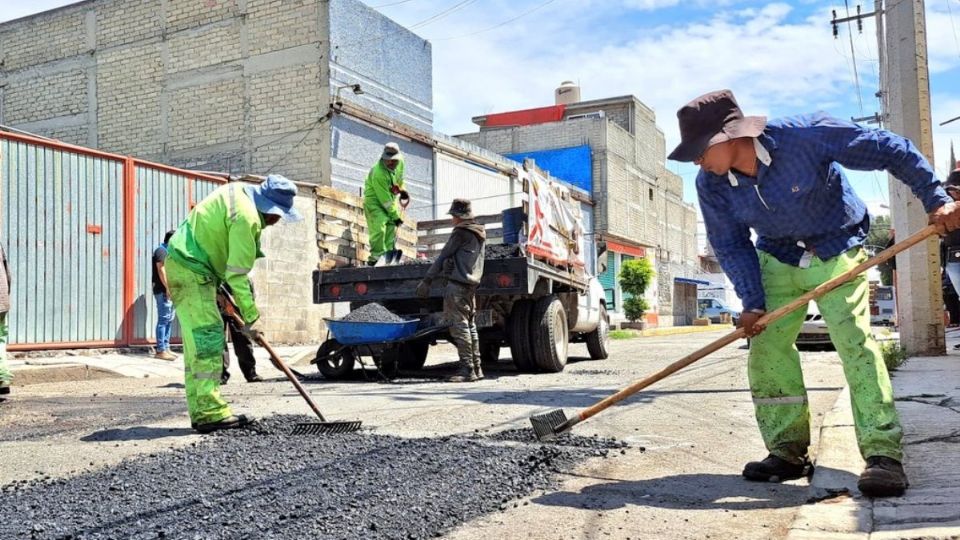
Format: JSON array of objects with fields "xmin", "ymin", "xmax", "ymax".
[
  {"xmin": 399, "ymin": 190, "xmax": 410, "ymax": 201},
  {"xmin": 416, "ymin": 280, "xmax": 431, "ymax": 298},
  {"xmin": 394, "ymin": 218, "xmax": 404, "ymax": 227},
  {"xmin": 242, "ymin": 319, "xmax": 267, "ymax": 342}
]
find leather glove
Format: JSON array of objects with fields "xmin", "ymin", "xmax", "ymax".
[
  {"xmin": 399, "ymin": 190, "xmax": 410, "ymax": 201},
  {"xmin": 242, "ymin": 319, "xmax": 266, "ymax": 341},
  {"xmin": 416, "ymin": 280, "xmax": 431, "ymax": 298},
  {"xmin": 394, "ymin": 218, "xmax": 404, "ymax": 226}
]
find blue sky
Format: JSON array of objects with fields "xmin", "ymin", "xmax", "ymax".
[{"xmin": 4, "ymin": 0, "xmax": 960, "ymax": 213}]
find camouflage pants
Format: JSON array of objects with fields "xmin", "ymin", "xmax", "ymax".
[{"xmin": 444, "ymin": 282, "xmax": 479, "ymax": 373}]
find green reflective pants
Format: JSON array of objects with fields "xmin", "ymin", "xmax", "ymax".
[
  {"xmin": 166, "ymin": 258, "xmax": 232, "ymax": 425},
  {"xmin": 0, "ymin": 312, "xmax": 10, "ymax": 384},
  {"xmin": 365, "ymin": 206, "xmax": 397, "ymax": 264},
  {"xmin": 750, "ymin": 248, "xmax": 902, "ymax": 462}
]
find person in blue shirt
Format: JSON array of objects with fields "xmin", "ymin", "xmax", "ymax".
[
  {"xmin": 669, "ymin": 90, "xmax": 960, "ymax": 498},
  {"xmin": 152, "ymin": 230, "xmax": 177, "ymax": 361}
]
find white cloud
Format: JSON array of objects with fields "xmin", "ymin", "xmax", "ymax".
[{"xmin": 621, "ymin": 0, "xmax": 680, "ymax": 10}]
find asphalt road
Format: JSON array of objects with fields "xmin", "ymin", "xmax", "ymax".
[{"xmin": 0, "ymin": 330, "xmax": 847, "ymax": 539}]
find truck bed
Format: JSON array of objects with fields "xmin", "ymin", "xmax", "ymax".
[{"xmin": 312, "ymin": 252, "xmax": 587, "ymax": 304}]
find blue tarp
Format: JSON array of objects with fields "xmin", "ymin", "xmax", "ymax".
[{"xmin": 505, "ymin": 145, "xmax": 592, "ymax": 192}]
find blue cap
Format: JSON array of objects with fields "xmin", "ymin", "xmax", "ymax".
[{"xmin": 245, "ymin": 174, "xmax": 303, "ymax": 222}]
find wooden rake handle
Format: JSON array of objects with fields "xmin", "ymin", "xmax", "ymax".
[
  {"xmin": 220, "ymin": 294, "xmax": 328, "ymax": 422},
  {"xmin": 573, "ymin": 224, "xmax": 939, "ymax": 425}
]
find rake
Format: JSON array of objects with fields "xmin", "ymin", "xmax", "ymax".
[
  {"xmin": 220, "ymin": 292, "xmax": 362, "ymax": 435},
  {"xmin": 530, "ymin": 224, "xmax": 938, "ymax": 442}
]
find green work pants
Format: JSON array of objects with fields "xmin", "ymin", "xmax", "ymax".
[
  {"xmin": 750, "ymin": 248, "xmax": 902, "ymax": 462},
  {"xmin": 365, "ymin": 207, "xmax": 397, "ymax": 264},
  {"xmin": 0, "ymin": 312, "xmax": 10, "ymax": 384},
  {"xmin": 166, "ymin": 258, "xmax": 232, "ymax": 425}
]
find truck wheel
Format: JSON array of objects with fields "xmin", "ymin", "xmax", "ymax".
[
  {"xmin": 586, "ymin": 306, "xmax": 611, "ymax": 360},
  {"xmin": 379, "ymin": 341, "xmax": 429, "ymax": 373},
  {"xmin": 315, "ymin": 339, "xmax": 356, "ymax": 380},
  {"xmin": 508, "ymin": 300, "xmax": 537, "ymax": 372},
  {"xmin": 480, "ymin": 340, "xmax": 500, "ymax": 365},
  {"xmin": 398, "ymin": 341, "xmax": 430, "ymax": 370},
  {"xmin": 532, "ymin": 296, "xmax": 569, "ymax": 373}
]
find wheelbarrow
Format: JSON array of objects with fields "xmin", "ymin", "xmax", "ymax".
[{"xmin": 312, "ymin": 316, "xmax": 450, "ymax": 380}]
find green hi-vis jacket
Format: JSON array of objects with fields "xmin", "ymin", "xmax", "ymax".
[
  {"xmin": 363, "ymin": 159, "xmax": 405, "ymax": 221},
  {"xmin": 168, "ymin": 183, "xmax": 264, "ymax": 324}
]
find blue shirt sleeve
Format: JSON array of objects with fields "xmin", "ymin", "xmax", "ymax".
[
  {"xmin": 809, "ymin": 115, "xmax": 951, "ymax": 213},
  {"xmin": 697, "ymin": 173, "xmax": 766, "ymax": 311}
]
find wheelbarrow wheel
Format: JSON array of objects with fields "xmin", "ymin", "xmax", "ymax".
[{"xmin": 314, "ymin": 339, "xmax": 357, "ymax": 380}]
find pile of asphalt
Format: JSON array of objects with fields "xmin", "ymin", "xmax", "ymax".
[
  {"xmin": 340, "ymin": 303, "xmax": 405, "ymax": 323},
  {"xmin": 0, "ymin": 416, "xmax": 628, "ymax": 540},
  {"xmin": 405, "ymin": 243, "xmax": 522, "ymax": 266}
]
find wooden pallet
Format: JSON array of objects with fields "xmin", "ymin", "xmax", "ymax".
[
  {"xmin": 416, "ymin": 213, "xmax": 510, "ymax": 258},
  {"xmin": 315, "ymin": 185, "xmax": 418, "ymax": 267}
]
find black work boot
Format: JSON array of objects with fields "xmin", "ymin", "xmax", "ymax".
[
  {"xmin": 743, "ymin": 454, "xmax": 812, "ymax": 482},
  {"xmin": 447, "ymin": 364, "xmax": 478, "ymax": 383},
  {"xmin": 0, "ymin": 381, "xmax": 10, "ymax": 395},
  {"xmin": 858, "ymin": 456, "xmax": 908, "ymax": 497},
  {"xmin": 194, "ymin": 414, "xmax": 255, "ymax": 434}
]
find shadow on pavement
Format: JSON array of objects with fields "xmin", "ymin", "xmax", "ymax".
[
  {"xmin": 81, "ymin": 426, "xmax": 195, "ymax": 442},
  {"xmin": 533, "ymin": 470, "xmax": 859, "ymax": 511}
]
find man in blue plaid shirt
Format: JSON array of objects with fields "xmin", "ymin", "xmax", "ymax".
[{"xmin": 670, "ymin": 90, "xmax": 960, "ymax": 498}]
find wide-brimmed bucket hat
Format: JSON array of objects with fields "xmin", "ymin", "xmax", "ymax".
[
  {"xmin": 668, "ymin": 89, "xmax": 767, "ymax": 162},
  {"xmin": 246, "ymin": 174, "xmax": 303, "ymax": 222}
]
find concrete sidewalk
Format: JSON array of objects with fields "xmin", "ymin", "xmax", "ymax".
[
  {"xmin": 4, "ymin": 345, "xmax": 318, "ymax": 386},
  {"xmin": 788, "ymin": 352, "xmax": 960, "ymax": 539}
]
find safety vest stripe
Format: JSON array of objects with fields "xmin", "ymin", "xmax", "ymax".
[
  {"xmin": 752, "ymin": 396, "xmax": 808, "ymax": 406},
  {"xmin": 193, "ymin": 372, "xmax": 221, "ymax": 381},
  {"xmin": 226, "ymin": 265, "xmax": 251, "ymax": 275}
]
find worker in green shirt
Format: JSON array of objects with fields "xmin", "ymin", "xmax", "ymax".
[
  {"xmin": 166, "ymin": 175, "xmax": 301, "ymax": 433},
  {"xmin": 364, "ymin": 142, "xmax": 408, "ymax": 265}
]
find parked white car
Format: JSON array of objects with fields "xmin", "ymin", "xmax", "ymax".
[{"xmin": 796, "ymin": 302, "xmax": 832, "ymax": 349}]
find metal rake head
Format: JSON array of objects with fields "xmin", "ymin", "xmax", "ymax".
[
  {"xmin": 291, "ymin": 421, "xmax": 363, "ymax": 435},
  {"xmin": 529, "ymin": 409, "xmax": 569, "ymax": 442}
]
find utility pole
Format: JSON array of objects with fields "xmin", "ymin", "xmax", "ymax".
[{"xmin": 878, "ymin": 0, "xmax": 945, "ymax": 355}]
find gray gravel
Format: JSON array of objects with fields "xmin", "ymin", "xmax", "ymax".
[
  {"xmin": 341, "ymin": 303, "xmax": 405, "ymax": 323},
  {"xmin": 0, "ymin": 415, "xmax": 628, "ymax": 540},
  {"xmin": 405, "ymin": 244, "xmax": 522, "ymax": 265}
]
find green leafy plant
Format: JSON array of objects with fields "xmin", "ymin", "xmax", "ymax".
[
  {"xmin": 879, "ymin": 341, "xmax": 908, "ymax": 371},
  {"xmin": 619, "ymin": 258, "xmax": 655, "ymax": 323},
  {"xmin": 610, "ymin": 329, "xmax": 640, "ymax": 340},
  {"xmin": 623, "ymin": 296, "xmax": 650, "ymax": 323}
]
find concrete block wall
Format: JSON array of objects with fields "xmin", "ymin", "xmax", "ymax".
[{"xmin": 252, "ymin": 192, "xmax": 332, "ymax": 345}]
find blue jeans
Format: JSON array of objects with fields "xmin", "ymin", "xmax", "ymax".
[{"xmin": 154, "ymin": 293, "xmax": 175, "ymax": 352}]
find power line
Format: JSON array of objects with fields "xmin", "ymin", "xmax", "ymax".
[
  {"xmin": 431, "ymin": 0, "xmax": 560, "ymax": 41},
  {"xmin": 336, "ymin": 0, "xmax": 479, "ymax": 50},
  {"xmin": 946, "ymin": 0, "xmax": 960, "ymax": 60},
  {"xmin": 844, "ymin": 0, "xmax": 865, "ymax": 115},
  {"xmin": 371, "ymin": 0, "xmax": 417, "ymax": 7},
  {"xmin": 263, "ymin": 119, "xmax": 326, "ymax": 175}
]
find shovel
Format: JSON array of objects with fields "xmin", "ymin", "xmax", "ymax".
[
  {"xmin": 219, "ymin": 292, "xmax": 362, "ymax": 435},
  {"xmin": 530, "ymin": 224, "xmax": 938, "ymax": 442}
]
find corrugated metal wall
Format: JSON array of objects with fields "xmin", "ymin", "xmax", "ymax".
[
  {"xmin": 0, "ymin": 131, "xmax": 225, "ymax": 349},
  {"xmin": 435, "ymin": 154, "xmax": 519, "ymax": 219},
  {"xmin": 1, "ymin": 136, "xmax": 125, "ymax": 346}
]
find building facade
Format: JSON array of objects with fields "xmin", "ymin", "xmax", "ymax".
[
  {"xmin": 0, "ymin": 0, "xmax": 435, "ymax": 220},
  {"xmin": 457, "ymin": 90, "xmax": 701, "ymax": 326}
]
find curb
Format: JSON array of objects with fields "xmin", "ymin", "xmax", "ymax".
[
  {"xmin": 786, "ymin": 384, "xmax": 871, "ymax": 539},
  {"xmin": 613, "ymin": 324, "xmax": 735, "ymax": 338},
  {"xmin": 8, "ymin": 363, "xmax": 121, "ymax": 386}
]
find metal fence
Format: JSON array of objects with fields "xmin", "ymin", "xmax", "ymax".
[{"xmin": 0, "ymin": 131, "xmax": 225, "ymax": 350}]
